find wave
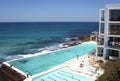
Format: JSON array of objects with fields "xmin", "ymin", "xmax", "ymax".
[
  {"xmin": 5, "ymin": 50, "xmax": 51, "ymax": 60},
  {"xmin": 2, "ymin": 37, "xmax": 82, "ymax": 63},
  {"xmin": 3, "ymin": 43, "xmax": 64, "ymax": 61}
]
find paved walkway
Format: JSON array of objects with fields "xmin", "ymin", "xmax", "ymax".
[{"xmin": 64, "ymin": 54, "xmax": 104, "ymax": 79}]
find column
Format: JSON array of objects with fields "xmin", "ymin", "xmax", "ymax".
[
  {"xmin": 119, "ymin": 51, "xmax": 120, "ymax": 60},
  {"xmin": 96, "ymin": 46, "xmax": 98, "ymax": 57}
]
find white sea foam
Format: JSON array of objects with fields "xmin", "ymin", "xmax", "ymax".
[
  {"xmin": 58, "ymin": 43, "xmax": 64, "ymax": 48},
  {"xmin": 4, "ymin": 40, "xmax": 89, "ymax": 62},
  {"xmin": 4, "ymin": 43, "xmax": 66, "ymax": 62},
  {"xmin": 4, "ymin": 43, "xmax": 62, "ymax": 61},
  {"xmin": 65, "ymin": 38, "xmax": 70, "ymax": 41},
  {"xmin": 4, "ymin": 42, "xmax": 69, "ymax": 62},
  {"xmin": 5, "ymin": 49, "xmax": 52, "ymax": 60}
]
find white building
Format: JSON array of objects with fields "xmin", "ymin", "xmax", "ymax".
[{"xmin": 96, "ymin": 4, "xmax": 120, "ymax": 60}]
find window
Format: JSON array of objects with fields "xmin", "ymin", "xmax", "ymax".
[
  {"xmin": 100, "ymin": 23, "xmax": 104, "ymax": 34},
  {"xmin": 110, "ymin": 9, "xmax": 120, "ymax": 21},
  {"xmin": 101, "ymin": 10, "xmax": 105, "ymax": 21}
]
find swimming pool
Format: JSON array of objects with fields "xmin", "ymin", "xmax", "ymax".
[
  {"xmin": 8, "ymin": 42, "xmax": 96, "ymax": 76},
  {"xmin": 32, "ymin": 67, "xmax": 94, "ymax": 81}
]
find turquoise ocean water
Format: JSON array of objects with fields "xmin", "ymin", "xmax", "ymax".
[{"xmin": 0, "ymin": 22, "xmax": 98, "ymax": 63}]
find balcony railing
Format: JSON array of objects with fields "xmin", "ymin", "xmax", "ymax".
[
  {"xmin": 97, "ymin": 53, "xmax": 103, "ymax": 56},
  {"xmin": 109, "ymin": 56, "xmax": 119, "ymax": 60},
  {"xmin": 100, "ymin": 31, "xmax": 104, "ymax": 34},
  {"xmin": 109, "ymin": 30, "xmax": 120, "ymax": 35},
  {"xmin": 108, "ymin": 41, "xmax": 120, "ymax": 49},
  {"xmin": 110, "ymin": 17, "xmax": 120, "ymax": 21},
  {"xmin": 98, "ymin": 41, "xmax": 104, "ymax": 45}
]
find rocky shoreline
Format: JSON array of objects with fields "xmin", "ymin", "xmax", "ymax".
[
  {"xmin": 37, "ymin": 35, "xmax": 91, "ymax": 54},
  {"xmin": 61, "ymin": 35, "xmax": 91, "ymax": 47},
  {"xmin": 0, "ymin": 67, "xmax": 5, "ymax": 81}
]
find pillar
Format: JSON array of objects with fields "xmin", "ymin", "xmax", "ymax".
[
  {"xmin": 119, "ymin": 51, "xmax": 120, "ymax": 60},
  {"xmin": 96, "ymin": 46, "xmax": 98, "ymax": 57}
]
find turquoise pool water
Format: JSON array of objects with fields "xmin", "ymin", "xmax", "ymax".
[
  {"xmin": 8, "ymin": 42, "xmax": 96, "ymax": 76},
  {"xmin": 33, "ymin": 67, "xmax": 94, "ymax": 81}
]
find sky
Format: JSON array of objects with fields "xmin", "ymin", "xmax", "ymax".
[{"xmin": 0, "ymin": 0, "xmax": 120, "ymax": 22}]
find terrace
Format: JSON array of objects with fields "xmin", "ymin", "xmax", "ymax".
[
  {"xmin": 97, "ymin": 36, "xmax": 104, "ymax": 45},
  {"xmin": 108, "ymin": 37, "xmax": 120, "ymax": 49},
  {"xmin": 109, "ymin": 24, "xmax": 120, "ymax": 35},
  {"xmin": 97, "ymin": 47, "xmax": 104, "ymax": 57},
  {"xmin": 107, "ymin": 49, "xmax": 119, "ymax": 60},
  {"xmin": 109, "ymin": 9, "xmax": 120, "ymax": 21}
]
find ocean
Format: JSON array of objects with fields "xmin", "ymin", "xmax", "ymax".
[{"xmin": 0, "ymin": 22, "xmax": 98, "ymax": 63}]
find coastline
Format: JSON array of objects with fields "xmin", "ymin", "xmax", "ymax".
[
  {"xmin": 0, "ymin": 34, "xmax": 96, "ymax": 81},
  {"xmin": 0, "ymin": 22, "xmax": 98, "ymax": 64},
  {"xmin": 1, "ymin": 41, "xmax": 97, "ymax": 81},
  {"xmin": 4, "ymin": 34, "xmax": 92, "ymax": 63}
]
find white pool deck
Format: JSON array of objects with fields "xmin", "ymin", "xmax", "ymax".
[
  {"xmin": 65, "ymin": 55, "xmax": 104, "ymax": 79},
  {"xmin": 3, "ymin": 41, "xmax": 101, "ymax": 81}
]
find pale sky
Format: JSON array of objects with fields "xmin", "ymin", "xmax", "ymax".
[{"xmin": 0, "ymin": 0, "xmax": 120, "ymax": 22}]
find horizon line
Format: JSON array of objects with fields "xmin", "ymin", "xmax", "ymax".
[{"xmin": 0, "ymin": 21, "xmax": 98, "ymax": 23}]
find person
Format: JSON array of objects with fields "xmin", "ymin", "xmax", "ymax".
[
  {"xmin": 80, "ymin": 63, "xmax": 84, "ymax": 68},
  {"xmin": 88, "ymin": 55, "xmax": 90, "ymax": 58},
  {"xmin": 112, "ymin": 41, "xmax": 115, "ymax": 46},
  {"xmin": 77, "ymin": 55, "xmax": 79, "ymax": 60}
]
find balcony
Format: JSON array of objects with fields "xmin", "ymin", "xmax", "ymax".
[
  {"xmin": 109, "ymin": 30, "xmax": 120, "ymax": 35},
  {"xmin": 97, "ymin": 47, "xmax": 103, "ymax": 56},
  {"xmin": 107, "ymin": 49, "xmax": 119, "ymax": 60},
  {"xmin": 109, "ymin": 56, "xmax": 119, "ymax": 60},
  {"xmin": 110, "ymin": 17, "xmax": 120, "ymax": 21},
  {"xmin": 109, "ymin": 9, "xmax": 120, "ymax": 21},
  {"xmin": 98, "ymin": 36, "xmax": 104, "ymax": 45},
  {"xmin": 98, "ymin": 41, "xmax": 104, "ymax": 45},
  {"xmin": 109, "ymin": 24, "xmax": 120, "ymax": 35},
  {"xmin": 108, "ymin": 41, "xmax": 120, "ymax": 49}
]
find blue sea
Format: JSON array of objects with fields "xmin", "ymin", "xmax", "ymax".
[{"xmin": 0, "ymin": 22, "xmax": 98, "ymax": 63}]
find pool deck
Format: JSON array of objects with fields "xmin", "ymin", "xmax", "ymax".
[{"xmin": 64, "ymin": 55, "xmax": 97, "ymax": 79}]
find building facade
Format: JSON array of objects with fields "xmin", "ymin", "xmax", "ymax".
[{"xmin": 96, "ymin": 4, "xmax": 120, "ymax": 60}]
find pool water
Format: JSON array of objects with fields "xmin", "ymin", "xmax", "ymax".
[
  {"xmin": 32, "ymin": 67, "xmax": 94, "ymax": 81},
  {"xmin": 8, "ymin": 42, "xmax": 96, "ymax": 76}
]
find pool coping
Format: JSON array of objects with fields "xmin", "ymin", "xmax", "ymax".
[
  {"xmin": 3, "ymin": 41, "xmax": 97, "ymax": 81},
  {"xmin": 2, "ymin": 62, "xmax": 27, "ymax": 77}
]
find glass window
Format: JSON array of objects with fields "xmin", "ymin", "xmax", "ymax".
[
  {"xmin": 100, "ymin": 23, "xmax": 104, "ymax": 34},
  {"xmin": 109, "ymin": 24, "xmax": 120, "ymax": 35},
  {"xmin": 110, "ymin": 9, "xmax": 120, "ymax": 21},
  {"xmin": 101, "ymin": 10, "xmax": 105, "ymax": 21}
]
